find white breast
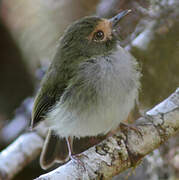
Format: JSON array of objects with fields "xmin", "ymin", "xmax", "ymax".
[{"xmin": 46, "ymin": 45, "xmax": 141, "ymax": 138}]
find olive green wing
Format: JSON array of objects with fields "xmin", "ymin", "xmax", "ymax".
[
  {"xmin": 31, "ymin": 54, "xmax": 89, "ymax": 128},
  {"xmin": 31, "ymin": 91, "xmax": 56, "ymax": 128},
  {"xmin": 31, "ymin": 67, "xmax": 67, "ymax": 128}
]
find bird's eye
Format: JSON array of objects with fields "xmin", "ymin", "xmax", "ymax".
[{"xmin": 93, "ymin": 30, "xmax": 104, "ymax": 41}]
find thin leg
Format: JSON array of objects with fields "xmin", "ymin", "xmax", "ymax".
[
  {"xmin": 66, "ymin": 136, "xmax": 73, "ymax": 157},
  {"xmin": 66, "ymin": 136, "xmax": 87, "ymax": 170}
]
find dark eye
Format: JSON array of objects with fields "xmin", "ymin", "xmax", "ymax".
[{"xmin": 93, "ymin": 30, "xmax": 104, "ymax": 41}]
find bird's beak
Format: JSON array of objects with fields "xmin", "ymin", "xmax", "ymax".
[{"xmin": 109, "ymin": 10, "xmax": 131, "ymax": 28}]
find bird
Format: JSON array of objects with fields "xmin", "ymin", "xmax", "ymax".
[{"xmin": 31, "ymin": 10, "xmax": 141, "ymax": 170}]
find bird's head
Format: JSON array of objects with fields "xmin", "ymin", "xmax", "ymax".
[{"xmin": 60, "ymin": 10, "xmax": 131, "ymax": 59}]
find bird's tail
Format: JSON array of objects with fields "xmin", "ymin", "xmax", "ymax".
[
  {"xmin": 40, "ymin": 130, "xmax": 106, "ymax": 170},
  {"xmin": 40, "ymin": 130, "xmax": 69, "ymax": 170}
]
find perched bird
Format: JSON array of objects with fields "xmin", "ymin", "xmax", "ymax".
[{"xmin": 31, "ymin": 10, "xmax": 141, "ymax": 170}]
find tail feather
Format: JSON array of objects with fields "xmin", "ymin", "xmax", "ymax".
[
  {"xmin": 40, "ymin": 130, "xmax": 69, "ymax": 170},
  {"xmin": 40, "ymin": 130, "xmax": 106, "ymax": 170}
]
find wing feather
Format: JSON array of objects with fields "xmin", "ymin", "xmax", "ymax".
[{"xmin": 31, "ymin": 93, "xmax": 56, "ymax": 128}]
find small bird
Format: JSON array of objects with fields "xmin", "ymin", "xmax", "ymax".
[{"xmin": 31, "ymin": 10, "xmax": 141, "ymax": 170}]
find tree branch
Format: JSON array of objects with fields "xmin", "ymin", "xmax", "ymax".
[
  {"xmin": 35, "ymin": 88, "xmax": 179, "ymax": 180},
  {"xmin": 0, "ymin": 132, "xmax": 43, "ymax": 180}
]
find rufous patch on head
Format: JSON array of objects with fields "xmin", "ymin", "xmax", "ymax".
[{"xmin": 88, "ymin": 19, "xmax": 112, "ymax": 41}]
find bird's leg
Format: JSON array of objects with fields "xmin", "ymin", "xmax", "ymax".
[
  {"xmin": 66, "ymin": 136, "xmax": 73, "ymax": 157},
  {"xmin": 66, "ymin": 137, "xmax": 87, "ymax": 169}
]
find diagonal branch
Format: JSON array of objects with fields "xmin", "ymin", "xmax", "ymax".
[
  {"xmin": 0, "ymin": 132, "xmax": 43, "ymax": 180},
  {"xmin": 35, "ymin": 88, "xmax": 179, "ymax": 180},
  {"xmin": 0, "ymin": 88, "xmax": 179, "ymax": 180}
]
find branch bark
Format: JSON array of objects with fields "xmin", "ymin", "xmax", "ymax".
[
  {"xmin": 0, "ymin": 132, "xmax": 43, "ymax": 180},
  {"xmin": 34, "ymin": 88, "xmax": 179, "ymax": 180}
]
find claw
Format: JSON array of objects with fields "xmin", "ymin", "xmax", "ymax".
[
  {"xmin": 119, "ymin": 122, "xmax": 143, "ymax": 138},
  {"xmin": 70, "ymin": 154, "xmax": 87, "ymax": 170}
]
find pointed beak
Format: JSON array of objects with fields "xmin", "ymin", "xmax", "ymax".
[{"xmin": 109, "ymin": 10, "xmax": 131, "ymax": 28}]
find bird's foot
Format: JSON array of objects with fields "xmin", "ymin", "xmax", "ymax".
[
  {"xmin": 119, "ymin": 122, "xmax": 143, "ymax": 138},
  {"xmin": 70, "ymin": 154, "xmax": 88, "ymax": 170}
]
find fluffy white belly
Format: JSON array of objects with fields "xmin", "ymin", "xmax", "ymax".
[
  {"xmin": 46, "ymin": 86, "xmax": 138, "ymax": 138},
  {"xmin": 46, "ymin": 46, "xmax": 140, "ymax": 138}
]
